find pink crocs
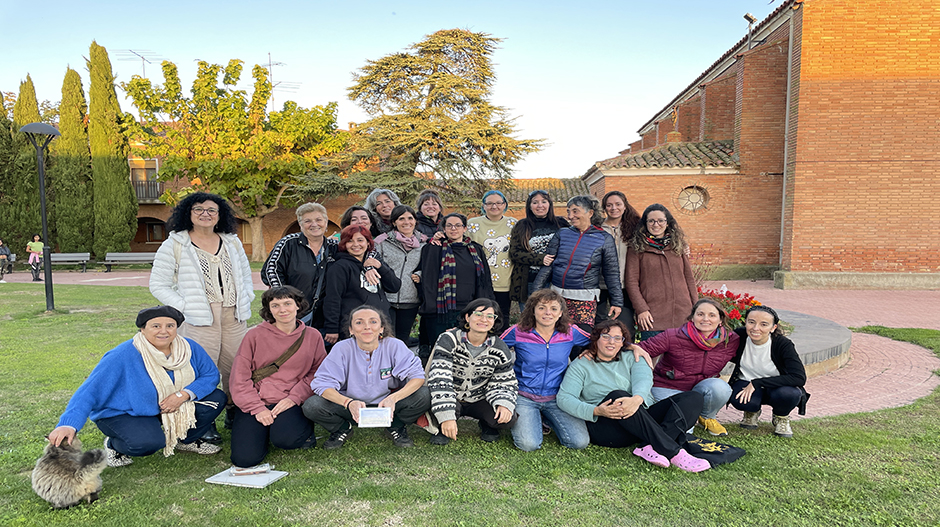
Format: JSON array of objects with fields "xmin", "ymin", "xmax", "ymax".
[
  {"xmin": 670, "ymin": 448, "xmax": 711, "ymax": 473},
  {"xmin": 632, "ymin": 444, "xmax": 670, "ymax": 468}
]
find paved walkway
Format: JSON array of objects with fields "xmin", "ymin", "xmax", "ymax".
[
  {"xmin": 3, "ymin": 271, "xmax": 939, "ymax": 423},
  {"xmin": 706, "ymin": 280, "xmax": 940, "ymax": 424}
]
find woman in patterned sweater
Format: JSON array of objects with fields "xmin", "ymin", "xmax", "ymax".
[{"xmin": 426, "ymin": 298, "xmax": 517, "ymax": 445}]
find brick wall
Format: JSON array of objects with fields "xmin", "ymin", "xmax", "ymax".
[
  {"xmin": 700, "ymin": 73, "xmax": 737, "ymax": 142},
  {"xmin": 786, "ymin": 0, "xmax": 940, "ymax": 272},
  {"xmin": 737, "ymin": 39, "xmax": 789, "ymax": 176},
  {"xmin": 677, "ymin": 96, "xmax": 701, "ymax": 143},
  {"xmin": 600, "ymin": 172, "xmax": 781, "ymax": 266}
]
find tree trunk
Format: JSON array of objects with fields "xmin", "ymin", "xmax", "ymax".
[{"xmin": 247, "ymin": 216, "xmax": 266, "ymax": 262}]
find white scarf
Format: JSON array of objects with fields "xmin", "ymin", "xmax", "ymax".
[{"xmin": 133, "ymin": 332, "xmax": 198, "ymax": 456}]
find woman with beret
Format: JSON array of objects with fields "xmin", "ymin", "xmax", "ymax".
[
  {"xmin": 229, "ymin": 286, "xmax": 327, "ymax": 468},
  {"xmin": 47, "ymin": 306, "xmax": 226, "ymax": 467}
]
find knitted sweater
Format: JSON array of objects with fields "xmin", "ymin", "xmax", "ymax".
[
  {"xmin": 427, "ymin": 328, "xmax": 517, "ymax": 423},
  {"xmin": 230, "ymin": 321, "xmax": 327, "ymax": 415},
  {"xmin": 56, "ymin": 337, "xmax": 220, "ymax": 431},
  {"xmin": 467, "ymin": 215, "xmax": 517, "ymax": 293},
  {"xmin": 150, "ymin": 230, "xmax": 255, "ymax": 325},
  {"xmin": 557, "ymin": 355, "xmax": 654, "ymax": 422}
]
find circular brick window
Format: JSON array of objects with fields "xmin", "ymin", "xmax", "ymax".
[{"xmin": 676, "ymin": 185, "xmax": 709, "ymax": 213}]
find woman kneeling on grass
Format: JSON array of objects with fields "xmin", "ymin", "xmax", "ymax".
[
  {"xmin": 229, "ymin": 286, "xmax": 327, "ymax": 468},
  {"xmin": 632, "ymin": 298, "xmax": 740, "ymax": 437},
  {"xmin": 557, "ymin": 320, "xmax": 710, "ymax": 472},
  {"xmin": 729, "ymin": 305, "xmax": 809, "ymax": 438},
  {"xmin": 302, "ymin": 306, "xmax": 430, "ymax": 449},
  {"xmin": 47, "ymin": 306, "xmax": 225, "ymax": 467},
  {"xmin": 427, "ymin": 298, "xmax": 518, "ymax": 445}
]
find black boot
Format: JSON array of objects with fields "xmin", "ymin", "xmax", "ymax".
[
  {"xmin": 200, "ymin": 422, "xmax": 222, "ymax": 445},
  {"xmin": 224, "ymin": 406, "xmax": 236, "ymax": 430}
]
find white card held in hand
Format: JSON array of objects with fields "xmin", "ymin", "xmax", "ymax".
[{"xmin": 358, "ymin": 407, "xmax": 393, "ymax": 428}]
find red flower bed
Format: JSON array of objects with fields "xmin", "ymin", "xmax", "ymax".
[{"xmin": 697, "ymin": 286, "xmax": 761, "ymax": 330}]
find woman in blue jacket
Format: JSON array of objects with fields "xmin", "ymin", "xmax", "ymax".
[
  {"xmin": 46, "ymin": 306, "xmax": 226, "ymax": 467},
  {"xmin": 533, "ymin": 195, "xmax": 623, "ymax": 328},
  {"xmin": 501, "ymin": 289, "xmax": 591, "ymax": 452}
]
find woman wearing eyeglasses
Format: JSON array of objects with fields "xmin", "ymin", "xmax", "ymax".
[
  {"xmin": 150, "ymin": 192, "xmax": 255, "ymax": 444},
  {"xmin": 556, "ymin": 319, "xmax": 710, "ymax": 472},
  {"xmin": 625, "ymin": 204, "xmax": 697, "ymax": 341},
  {"xmin": 418, "ymin": 213, "xmax": 495, "ymax": 364},
  {"xmin": 468, "ymin": 190, "xmax": 517, "ymax": 333},
  {"xmin": 426, "ymin": 298, "xmax": 517, "ymax": 445}
]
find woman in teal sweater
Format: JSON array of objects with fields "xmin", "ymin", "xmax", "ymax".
[
  {"xmin": 557, "ymin": 319, "xmax": 710, "ymax": 472},
  {"xmin": 47, "ymin": 306, "xmax": 226, "ymax": 467}
]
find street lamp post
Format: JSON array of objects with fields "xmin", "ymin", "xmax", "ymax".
[{"xmin": 19, "ymin": 122, "xmax": 60, "ymax": 312}]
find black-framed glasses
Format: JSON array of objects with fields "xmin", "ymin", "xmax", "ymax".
[
  {"xmin": 646, "ymin": 219, "xmax": 667, "ymax": 225},
  {"xmin": 444, "ymin": 223, "xmax": 465, "ymax": 230},
  {"xmin": 484, "ymin": 201, "xmax": 506, "ymax": 207},
  {"xmin": 193, "ymin": 207, "xmax": 220, "ymax": 216}
]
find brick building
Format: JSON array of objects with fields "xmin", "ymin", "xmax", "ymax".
[{"xmin": 582, "ymin": 0, "xmax": 940, "ymax": 288}]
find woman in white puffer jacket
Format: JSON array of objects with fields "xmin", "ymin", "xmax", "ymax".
[{"xmin": 150, "ymin": 192, "xmax": 255, "ymax": 442}]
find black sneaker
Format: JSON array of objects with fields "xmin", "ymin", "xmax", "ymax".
[
  {"xmin": 386, "ymin": 426, "xmax": 414, "ymax": 448},
  {"xmin": 324, "ymin": 425, "xmax": 354, "ymax": 450},
  {"xmin": 301, "ymin": 431, "xmax": 317, "ymax": 449},
  {"xmin": 429, "ymin": 432, "xmax": 451, "ymax": 446},
  {"xmin": 480, "ymin": 422, "xmax": 500, "ymax": 443}
]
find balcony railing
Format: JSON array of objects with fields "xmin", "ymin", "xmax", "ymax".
[{"xmin": 133, "ymin": 180, "xmax": 164, "ymax": 202}]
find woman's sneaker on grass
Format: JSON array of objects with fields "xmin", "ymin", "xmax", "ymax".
[
  {"xmin": 386, "ymin": 426, "xmax": 414, "ymax": 448},
  {"xmin": 176, "ymin": 439, "xmax": 222, "ymax": 455},
  {"xmin": 740, "ymin": 410, "xmax": 761, "ymax": 429},
  {"xmin": 772, "ymin": 415, "xmax": 793, "ymax": 438},
  {"xmin": 697, "ymin": 416, "xmax": 728, "ymax": 436},
  {"xmin": 324, "ymin": 424, "xmax": 354, "ymax": 450},
  {"xmin": 104, "ymin": 437, "xmax": 133, "ymax": 467}
]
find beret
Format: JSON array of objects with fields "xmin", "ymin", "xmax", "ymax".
[{"xmin": 136, "ymin": 305, "xmax": 185, "ymax": 328}]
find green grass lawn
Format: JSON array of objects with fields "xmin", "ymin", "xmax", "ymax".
[{"xmin": 1, "ymin": 284, "xmax": 939, "ymax": 526}]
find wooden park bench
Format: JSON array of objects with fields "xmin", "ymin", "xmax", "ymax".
[
  {"xmin": 102, "ymin": 252, "xmax": 157, "ymax": 272},
  {"xmin": 49, "ymin": 252, "xmax": 92, "ymax": 272}
]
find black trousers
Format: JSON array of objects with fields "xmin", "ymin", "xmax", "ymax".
[
  {"xmin": 389, "ymin": 305, "xmax": 420, "ymax": 344},
  {"xmin": 302, "ymin": 385, "xmax": 432, "ymax": 432},
  {"xmin": 230, "ymin": 404, "xmax": 313, "ymax": 468},
  {"xmin": 446, "ymin": 399, "xmax": 518, "ymax": 430},
  {"xmin": 729, "ymin": 380, "xmax": 802, "ymax": 416},
  {"xmin": 595, "ymin": 288, "xmax": 636, "ymax": 342},
  {"xmin": 493, "ymin": 291, "xmax": 512, "ymax": 334},
  {"xmin": 586, "ymin": 390, "xmax": 702, "ymax": 459}
]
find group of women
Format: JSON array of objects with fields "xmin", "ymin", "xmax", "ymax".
[{"xmin": 46, "ymin": 188, "xmax": 808, "ymax": 474}]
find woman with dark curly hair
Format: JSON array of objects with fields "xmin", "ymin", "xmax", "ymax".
[
  {"xmin": 625, "ymin": 204, "xmax": 697, "ymax": 341},
  {"xmin": 149, "ymin": 192, "xmax": 255, "ymax": 443},
  {"xmin": 229, "ymin": 286, "xmax": 327, "ymax": 468}
]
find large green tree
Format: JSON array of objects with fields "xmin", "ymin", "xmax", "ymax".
[
  {"xmin": 50, "ymin": 67, "xmax": 94, "ymax": 252},
  {"xmin": 6, "ymin": 76, "xmax": 47, "ymax": 252},
  {"xmin": 0, "ymin": 97, "xmax": 17, "ymax": 246},
  {"xmin": 89, "ymin": 41, "xmax": 137, "ymax": 258},
  {"xmin": 301, "ymin": 29, "xmax": 543, "ymax": 211},
  {"xmin": 124, "ymin": 59, "xmax": 345, "ymax": 261}
]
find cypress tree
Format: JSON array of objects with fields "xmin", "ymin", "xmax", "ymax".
[
  {"xmin": 0, "ymin": 100, "xmax": 16, "ymax": 247},
  {"xmin": 49, "ymin": 68, "xmax": 94, "ymax": 253},
  {"xmin": 89, "ymin": 41, "xmax": 137, "ymax": 258},
  {"xmin": 9, "ymin": 76, "xmax": 46, "ymax": 253}
]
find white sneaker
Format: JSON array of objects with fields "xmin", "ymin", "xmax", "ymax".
[
  {"xmin": 104, "ymin": 437, "xmax": 133, "ymax": 467},
  {"xmin": 176, "ymin": 439, "xmax": 222, "ymax": 455}
]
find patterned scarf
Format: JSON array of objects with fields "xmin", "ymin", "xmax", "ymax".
[
  {"xmin": 436, "ymin": 235, "xmax": 485, "ymax": 314},
  {"xmin": 644, "ymin": 234, "xmax": 671, "ymax": 251},
  {"xmin": 682, "ymin": 321, "xmax": 728, "ymax": 350}
]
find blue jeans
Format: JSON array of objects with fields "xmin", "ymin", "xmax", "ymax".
[
  {"xmin": 651, "ymin": 378, "xmax": 731, "ymax": 420},
  {"xmin": 511, "ymin": 395, "xmax": 589, "ymax": 452}
]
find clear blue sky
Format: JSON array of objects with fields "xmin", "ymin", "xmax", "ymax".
[{"xmin": 1, "ymin": 1, "xmax": 781, "ymax": 179}]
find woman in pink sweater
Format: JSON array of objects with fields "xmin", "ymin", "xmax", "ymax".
[{"xmin": 229, "ymin": 286, "xmax": 327, "ymax": 468}]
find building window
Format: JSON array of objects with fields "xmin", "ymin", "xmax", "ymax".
[
  {"xmin": 146, "ymin": 222, "xmax": 167, "ymax": 243},
  {"xmin": 676, "ymin": 185, "xmax": 709, "ymax": 213},
  {"xmin": 129, "ymin": 158, "xmax": 163, "ymax": 202}
]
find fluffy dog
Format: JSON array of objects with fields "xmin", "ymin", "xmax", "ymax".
[{"xmin": 31, "ymin": 438, "xmax": 107, "ymax": 509}]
